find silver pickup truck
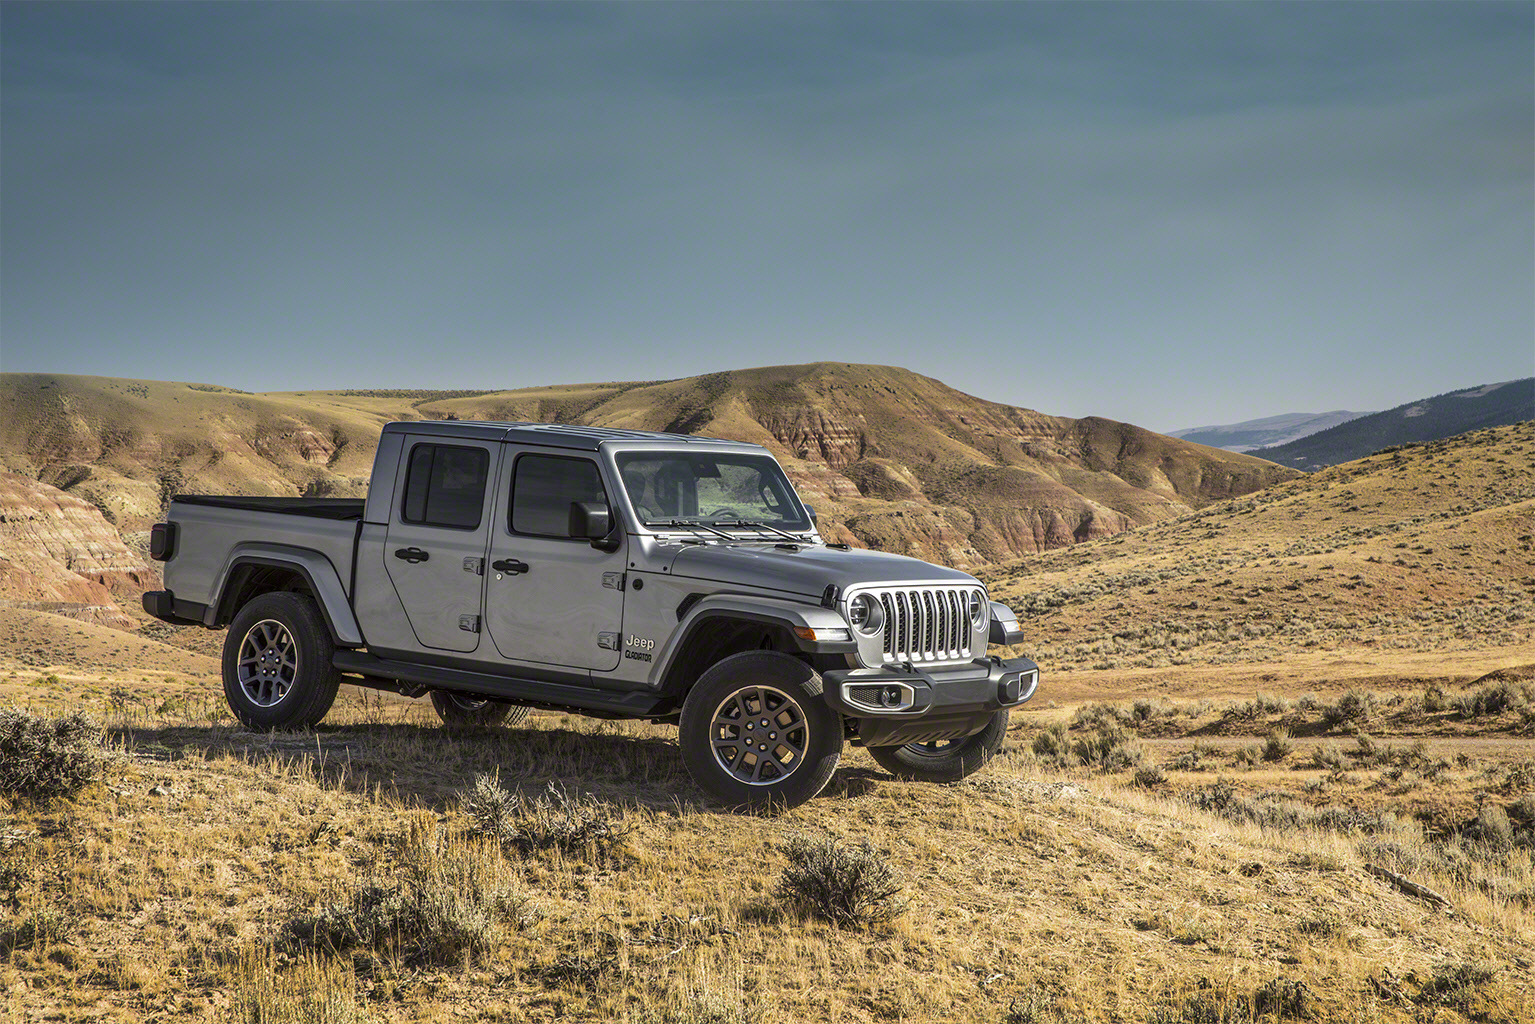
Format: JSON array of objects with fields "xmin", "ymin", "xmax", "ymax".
[{"xmin": 144, "ymin": 420, "xmax": 1038, "ymax": 808}]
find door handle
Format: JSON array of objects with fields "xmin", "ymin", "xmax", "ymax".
[
  {"xmin": 394, "ymin": 547, "xmax": 430, "ymax": 564},
  {"xmin": 491, "ymin": 558, "xmax": 529, "ymax": 575}
]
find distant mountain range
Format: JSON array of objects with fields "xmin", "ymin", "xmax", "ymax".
[
  {"xmin": 1168, "ymin": 411, "xmax": 1371, "ymax": 453},
  {"xmin": 1252, "ymin": 378, "xmax": 1534, "ymax": 471}
]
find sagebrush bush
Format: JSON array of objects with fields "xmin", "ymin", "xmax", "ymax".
[
  {"xmin": 1070, "ymin": 724, "xmax": 1143, "ymax": 772},
  {"xmin": 1322, "ymin": 689, "xmax": 1376, "ymax": 728},
  {"xmin": 1454, "ymin": 681, "xmax": 1532, "ymax": 719},
  {"xmin": 463, "ymin": 776, "xmax": 629, "ymax": 862},
  {"xmin": 1261, "ymin": 729, "xmax": 1292, "ymax": 762},
  {"xmin": 1132, "ymin": 766, "xmax": 1167, "ymax": 788},
  {"xmin": 1030, "ymin": 725, "xmax": 1068, "ymax": 765},
  {"xmin": 776, "ymin": 835, "xmax": 904, "ymax": 929},
  {"xmin": 0, "ymin": 709, "xmax": 111, "ymax": 800},
  {"xmin": 286, "ymin": 818, "xmax": 520, "ymax": 967}
]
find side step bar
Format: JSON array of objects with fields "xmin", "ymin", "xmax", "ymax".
[{"xmin": 332, "ymin": 650, "xmax": 666, "ymax": 719}]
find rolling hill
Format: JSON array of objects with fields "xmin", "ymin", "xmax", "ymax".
[
  {"xmin": 981, "ymin": 420, "xmax": 1535, "ymax": 689},
  {"xmin": 1252, "ymin": 378, "xmax": 1534, "ymax": 471},
  {"xmin": 0, "ymin": 365, "xmax": 1297, "ymax": 574}
]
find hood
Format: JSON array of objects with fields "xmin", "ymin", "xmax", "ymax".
[{"xmin": 664, "ymin": 542, "xmax": 978, "ymax": 599}]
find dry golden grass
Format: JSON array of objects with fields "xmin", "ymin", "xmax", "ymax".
[{"xmin": 0, "ymin": 678, "xmax": 1529, "ymax": 1023}]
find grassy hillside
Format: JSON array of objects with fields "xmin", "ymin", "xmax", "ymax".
[
  {"xmin": 0, "ymin": 366, "xmax": 1296, "ymax": 568},
  {"xmin": 1253, "ymin": 379, "xmax": 1534, "ymax": 472},
  {"xmin": 981, "ymin": 421, "xmax": 1535, "ymax": 686}
]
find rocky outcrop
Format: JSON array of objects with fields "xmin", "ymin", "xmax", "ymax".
[{"xmin": 0, "ymin": 472, "xmax": 150, "ymax": 628}]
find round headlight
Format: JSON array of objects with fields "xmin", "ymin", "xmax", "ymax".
[
  {"xmin": 849, "ymin": 593, "xmax": 884, "ymax": 635},
  {"xmin": 968, "ymin": 589, "xmax": 987, "ymax": 629}
]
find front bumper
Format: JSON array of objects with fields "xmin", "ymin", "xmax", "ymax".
[{"xmin": 823, "ymin": 655, "xmax": 1039, "ymax": 747}]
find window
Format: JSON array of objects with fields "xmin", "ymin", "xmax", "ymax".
[
  {"xmin": 400, "ymin": 444, "xmax": 489, "ymax": 529},
  {"xmin": 511, "ymin": 455, "xmax": 608, "ymax": 538},
  {"xmin": 615, "ymin": 452, "xmax": 808, "ymax": 528}
]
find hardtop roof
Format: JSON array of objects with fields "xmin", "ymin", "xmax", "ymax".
[{"xmin": 381, "ymin": 420, "xmax": 762, "ymax": 452}]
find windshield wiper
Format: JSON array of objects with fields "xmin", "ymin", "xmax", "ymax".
[
  {"xmin": 652, "ymin": 519, "xmax": 737, "ymax": 541},
  {"xmin": 713, "ymin": 519, "xmax": 806, "ymax": 542}
]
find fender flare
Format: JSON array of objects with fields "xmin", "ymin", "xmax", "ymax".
[
  {"xmin": 649, "ymin": 593, "xmax": 855, "ymax": 691},
  {"xmin": 209, "ymin": 542, "xmax": 365, "ymax": 646}
]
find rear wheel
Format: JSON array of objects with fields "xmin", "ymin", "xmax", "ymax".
[
  {"xmin": 430, "ymin": 691, "xmax": 530, "ymax": 729},
  {"xmin": 679, "ymin": 651, "xmax": 841, "ymax": 811},
  {"xmin": 866, "ymin": 710, "xmax": 1010, "ymax": 783},
  {"xmin": 222, "ymin": 592, "xmax": 341, "ymax": 730}
]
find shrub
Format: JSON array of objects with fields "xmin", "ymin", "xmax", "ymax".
[
  {"xmin": 0, "ymin": 708, "xmax": 111, "ymax": 800},
  {"xmin": 1030, "ymin": 725, "xmax": 1069, "ymax": 765},
  {"xmin": 1071, "ymin": 703, "xmax": 1133, "ymax": 731},
  {"xmin": 286, "ymin": 818, "xmax": 520, "ymax": 967},
  {"xmin": 1454, "ymin": 681, "xmax": 1532, "ymax": 719},
  {"xmin": 1322, "ymin": 689, "xmax": 1376, "ymax": 728},
  {"xmin": 1070, "ymin": 724, "xmax": 1143, "ymax": 772},
  {"xmin": 1132, "ymin": 766, "xmax": 1167, "ymax": 789},
  {"xmin": 1308, "ymin": 744, "xmax": 1347, "ymax": 772},
  {"xmin": 1261, "ymin": 729, "xmax": 1293, "ymax": 762},
  {"xmin": 776, "ymin": 835, "xmax": 904, "ymax": 929},
  {"xmin": 463, "ymin": 776, "xmax": 629, "ymax": 862},
  {"xmin": 1461, "ymin": 806, "xmax": 1515, "ymax": 854},
  {"xmin": 1169, "ymin": 750, "xmax": 1204, "ymax": 772}
]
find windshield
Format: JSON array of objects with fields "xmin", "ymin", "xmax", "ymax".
[{"xmin": 616, "ymin": 452, "xmax": 810, "ymax": 530}]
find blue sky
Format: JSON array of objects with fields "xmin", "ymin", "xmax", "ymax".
[{"xmin": 2, "ymin": 1, "xmax": 1530, "ymax": 432}]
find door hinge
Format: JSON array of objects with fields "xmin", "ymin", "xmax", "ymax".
[
  {"xmin": 458, "ymin": 614, "xmax": 481, "ymax": 633},
  {"xmin": 602, "ymin": 571, "xmax": 626, "ymax": 591},
  {"xmin": 462, "ymin": 557, "xmax": 484, "ymax": 575},
  {"xmin": 597, "ymin": 632, "xmax": 620, "ymax": 651}
]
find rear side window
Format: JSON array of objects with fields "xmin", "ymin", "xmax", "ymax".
[
  {"xmin": 401, "ymin": 444, "xmax": 489, "ymax": 529},
  {"xmin": 511, "ymin": 455, "xmax": 607, "ymax": 538}
]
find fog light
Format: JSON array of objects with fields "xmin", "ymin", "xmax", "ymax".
[{"xmin": 880, "ymin": 686, "xmax": 903, "ymax": 708}]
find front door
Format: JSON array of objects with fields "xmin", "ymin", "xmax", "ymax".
[
  {"xmin": 484, "ymin": 447, "xmax": 626, "ymax": 672},
  {"xmin": 383, "ymin": 438, "xmax": 499, "ymax": 653}
]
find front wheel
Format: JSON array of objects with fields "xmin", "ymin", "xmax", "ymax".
[
  {"xmin": 679, "ymin": 651, "xmax": 842, "ymax": 811},
  {"xmin": 866, "ymin": 711, "xmax": 1010, "ymax": 783},
  {"xmin": 222, "ymin": 592, "xmax": 341, "ymax": 730},
  {"xmin": 430, "ymin": 691, "xmax": 530, "ymax": 730}
]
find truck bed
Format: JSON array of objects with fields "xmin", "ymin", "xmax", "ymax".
[{"xmin": 171, "ymin": 495, "xmax": 366, "ymax": 520}]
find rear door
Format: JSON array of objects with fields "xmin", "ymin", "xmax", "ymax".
[
  {"xmin": 383, "ymin": 437, "xmax": 499, "ymax": 653},
  {"xmin": 484, "ymin": 446, "xmax": 626, "ymax": 671}
]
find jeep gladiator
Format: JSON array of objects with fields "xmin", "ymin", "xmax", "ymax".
[{"xmin": 143, "ymin": 420, "xmax": 1038, "ymax": 808}]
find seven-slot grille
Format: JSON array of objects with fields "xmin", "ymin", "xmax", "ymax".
[{"xmin": 871, "ymin": 587, "xmax": 976, "ymax": 664}]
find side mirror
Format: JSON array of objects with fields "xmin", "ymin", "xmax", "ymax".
[
  {"xmin": 569, "ymin": 501, "xmax": 620, "ymax": 551},
  {"xmin": 805, "ymin": 505, "xmax": 818, "ymax": 524}
]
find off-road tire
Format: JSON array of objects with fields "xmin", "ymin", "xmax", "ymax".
[
  {"xmin": 679, "ymin": 651, "xmax": 842, "ymax": 811},
  {"xmin": 430, "ymin": 692, "xmax": 531, "ymax": 730},
  {"xmin": 867, "ymin": 710, "xmax": 1010, "ymax": 783},
  {"xmin": 222, "ymin": 592, "xmax": 341, "ymax": 730}
]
